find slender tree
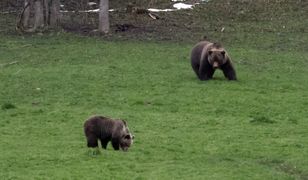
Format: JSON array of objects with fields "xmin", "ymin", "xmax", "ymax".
[
  {"xmin": 22, "ymin": 0, "xmax": 31, "ymax": 28},
  {"xmin": 49, "ymin": 0, "xmax": 60, "ymax": 27},
  {"xmin": 33, "ymin": 0, "xmax": 44, "ymax": 29},
  {"xmin": 99, "ymin": 0, "xmax": 110, "ymax": 33}
]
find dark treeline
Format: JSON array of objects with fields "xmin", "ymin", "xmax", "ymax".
[
  {"xmin": 0, "ymin": 0, "xmax": 169, "ymax": 11},
  {"xmin": 0, "ymin": 0, "xmax": 170, "ymax": 34}
]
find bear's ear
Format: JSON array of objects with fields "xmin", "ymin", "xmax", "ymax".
[
  {"xmin": 124, "ymin": 134, "xmax": 131, "ymax": 139},
  {"xmin": 121, "ymin": 120, "xmax": 127, "ymax": 126},
  {"xmin": 208, "ymin": 50, "xmax": 213, "ymax": 55},
  {"xmin": 221, "ymin": 51, "xmax": 225, "ymax": 56}
]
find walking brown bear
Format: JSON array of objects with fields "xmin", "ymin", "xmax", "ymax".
[
  {"xmin": 84, "ymin": 115, "xmax": 134, "ymax": 151},
  {"xmin": 191, "ymin": 41, "xmax": 237, "ymax": 81}
]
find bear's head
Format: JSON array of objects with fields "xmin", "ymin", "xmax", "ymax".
[
  {"xmin": 207, "ymin": 43, "xmax": 227, "ymax": 69},
  {"xmin": 120, "ymin": 133, "xmax": 134, "ymax": 151},
  {"xmin": 119, "ymin": 120, "xmax": 134, "ymax": 151}
]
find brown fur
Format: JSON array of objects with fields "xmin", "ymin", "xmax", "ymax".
[
  {"xmin": 84, "ymin": 115, "xmax": 134, "ymax": 151},
  {"xmin": 191, "ymin": 41, "xmax": 237, "ymax": 81}
]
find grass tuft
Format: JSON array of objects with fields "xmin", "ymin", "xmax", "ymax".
[
  {"xmin": 1, "ymin": 103, "xmax": 16, "ymax": 110},
  {"xmin": 86, "ymin": 148, "xmax": 101, "ymax": 157},
  {"xmin": 249, "ymin": 115, "xmax": 276, "ymax": 124}
]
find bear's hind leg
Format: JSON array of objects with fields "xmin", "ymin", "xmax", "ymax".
[
  {"xmin": 198, "ymin": 59, "xmax": 216, "ymax": 81},
  {"xmin": 86, "ymin": 134, "xmax": 98, "ymax": 148},
  {"xmin": 192, "ymin": 63, "xmax": 200, "ymax": 78}
]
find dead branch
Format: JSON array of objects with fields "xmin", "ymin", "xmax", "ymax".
[{"xmin": 126, "ymin": 4, "xmax": 160, "ymax": 20}]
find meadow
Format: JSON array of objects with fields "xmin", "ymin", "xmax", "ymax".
[{"xmin": 0, "ymin": 31, "xmax": 307, "ymax": 179}]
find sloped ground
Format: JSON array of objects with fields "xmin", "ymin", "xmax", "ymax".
[
  {"xmin": 111, "ymin": 0, "xmax": 308, "ymax": 48},
  {"xmin": 64, "ymin": 0, "xmax": 307, "ymax": 50},
  {"xmin": 0, "ymin": 27, "xmax": 308, "ymax": 180},
  {"xmin": 1, "ymin": 0, "xmax": 307, "ymax": 50}
]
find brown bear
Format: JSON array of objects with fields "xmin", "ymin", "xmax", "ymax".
[
  {"xmin": 84, "ymin": 115, "xmax": 134, "ymax": 151},
  {"xmin": 191, "ymin": 41, "xmax": 237, "ymax": 81}
]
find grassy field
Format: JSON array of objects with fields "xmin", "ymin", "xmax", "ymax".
[
  {"xmin": 0, "ymin": 32, "xmax": 307, "ymax": 179},
  {"xmin": 0, "ymin": 0, "xmax": 307, "ymax": 179}
]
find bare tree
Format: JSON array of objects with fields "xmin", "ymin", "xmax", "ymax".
[
  {"xmin": 18, "ymin": 0, "xmax": 60, "ymax": 32},
  {"xmin": 22, "ymin": 0, "xmax": 31, "ymax": 28},
  {"xmin": 49, "ymin": 0, "xmax": 60, "ymax": 27},
  {"xmin": 99, "ymin": 0, "xmax": 109, "ymax": 33},
  {"xmin": 33, "ymin": 0, "xmax": 44, "ymax": 29}
]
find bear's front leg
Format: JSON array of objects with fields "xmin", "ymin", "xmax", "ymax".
[
  {"xmin": 111, "ymin": 138, "xmax": 120, "ymax": 150},
  {"xmin": 221, "ymin": 62, "xmax": 237, "ymax": 80},
  {"xmin": 199, "ymin": 74, "xmax": 211, "ymax": 81},
  {"xmin": 199, "ymin": 63, "xmax": 215, "ymax": 81},
  {"xmin": 86, "ymin": 134, "xmax": 99, "ymax": 148},
  {"xmin": 100, "ymin": 139, "xmax": 109, "ymax": 149}
]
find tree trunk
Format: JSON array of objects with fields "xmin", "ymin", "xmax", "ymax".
[
  {"xmin": 43, "ymin": 0, "xmax": 49, "ymax": 25},
  {"xmin": 99, "ymin": 0, "xmax": 110, "ymax": 33},
  {"xmin": 33, "ymin": 0, "xmax": 44, "ymax": 29},
  {"xmin": 50, "ymin": 0, "xmax": 60, "ymax": 27},
  {"xmin": 22, "ymin": 0, "xmax": 31, "ymax": 28},
  {"xmin": 19, "ymin": 0, "xmax": 60, "ymax": 32}
]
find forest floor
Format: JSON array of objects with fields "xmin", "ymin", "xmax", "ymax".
[{"xmin": 1, "ymin": 0, "xmax": 307, "ymax": 49}]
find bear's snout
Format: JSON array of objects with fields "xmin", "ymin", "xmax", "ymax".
[{"xmin": 213, "ymin": 61, "xmax": 219, "ymax": 69}]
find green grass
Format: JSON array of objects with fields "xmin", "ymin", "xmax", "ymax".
[{"xmin": 0, "ymin": 33, "xmax": 307, "ymax": 179}]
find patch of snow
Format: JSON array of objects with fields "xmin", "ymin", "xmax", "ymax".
[
  {"xmin": 149, "ymin": 2, "xmax": 199, "ymax": 12},
  {"xmin": 172, "ymin": 0, "xmax": 210, "ymax": 2},
  {"xmin": 173, "ymin": 3, "xmax": 193, "ymax": 9},
  {"xmin": 148, "ymin": 8, "xmax": 176, "ymax": 12},
  {"xmin": 83, "ymin": 9, "xmax": 99, "ymax": 12},
  {"xmin": 72, "ymin": 9, "xmax": 115, "ymax": 13},
  {"xmin": 88, "ymin": 2, "xmax": 97, "ymax": 6},
  {"xmin": 60, "ymin": 1, "xmax": 210, "ymax": 14}
]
